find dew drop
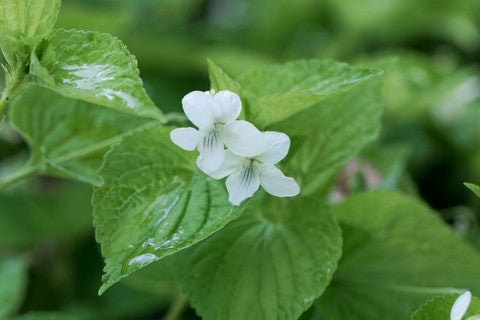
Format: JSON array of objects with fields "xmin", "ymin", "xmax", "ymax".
[{"xmin": 128, "ymin": 253, "xmax": 157, "ymax": 267}]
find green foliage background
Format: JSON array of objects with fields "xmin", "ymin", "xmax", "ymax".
[{"xmin": 1, "ymin": 0, "xmax": 480, "ymax": 319}]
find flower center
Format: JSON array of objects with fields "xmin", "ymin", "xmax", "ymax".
[
  {"xmin": 202, "ymin": 129, "xmax": 219, "ymax": 150},
  {"xmin": 240, "ymin": 162, "xmax": 257, "ymax": 189}
]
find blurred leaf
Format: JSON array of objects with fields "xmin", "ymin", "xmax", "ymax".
[
  {"xmin": 410, "ymin": 293, "xmax": 480, "ymax": 319},
  {"xmin": 96, "ymin": 272, "xmax": 179, "ymax": 320},
  {"xmin": 361, "ymin": 145, "xmax": 410, "ymax": 190},
  {"xmin": 7, "ymin": 86, "xmax": 150, "ymax": 185},
  {"xmin": 432, "ymin": 83, "xmax": 480, "ymax": 151},
  {"xmin": 80, "ymin": 257, "xmax": 182, "ymax": 319},
  {"xmin": 328, "ymin": 144, "xmax": 415, "ymax": 203},
  {"xmin": 122, "ymin": 255, "xmax": 179, "ymax": 296},
  {"xmin": 349, "ymin": 144, "xmax": 415, "ymax": 197},
  {"xmin": 0, "ymin": 181, "xmax": 92, "ymax": 248},
  {"xmin": 30, "ymin": 28, "xmax": 164, "ymax": 120},
  {"xmin": 56, "ymin": 4, "xmax": 133, "ymax": 36},
  {"xmin": 465, "ymin": 183, "xmax": 480, "ymax": 198},
  {"xmin": 274, "ymin": 79, "xmax": 383, "ymax": 194},
  {"xmin": 444, "ymin": 206, "xmax": 480, "ymax": 251},
  {"xmin": 179, "ymin": 195, "xmax": 342, "ymax": 320},
  {"xmin": 122, "ymin": 34, "xmax": 274, "ymax": 78},
  {"xmin": 328, "ymin": 0, "xmax": 479, "ymax": 52},
  {"xmin": 0, "ymin": 257, "xmax": 28, "ymax": 318},
  {"xmin": 314, "ymin": 191, "xmax": 480, "ymax": 320},
  {"xmin": 372, "ymin": 53, "xmax": 475, "ymax": 121},
  {"xmin": 237, "ymin": 59, "xmax": 381, "ymax": 127},
  {"xmin": 0, "ymin": 0, "xmax": 60, "ymax": 38},
  {"xmin": 93, "ymin": 125, "xmax": 246, "ymax": 294},
  {"xmin": 12, "ymin": 313, "xmax": 81, "ymax": 320}
]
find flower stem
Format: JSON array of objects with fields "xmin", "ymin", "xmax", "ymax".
[{"xmin": 163, "ymin": 293, "xmax": 188, "ymax": 320}]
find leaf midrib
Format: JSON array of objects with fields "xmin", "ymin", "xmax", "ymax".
[
  {"xmin": 43, "ymin": 121, "xmax": 157, "ymax": 165},
  {"xmin": 4, "ymin": 120, "xmax": 159, "ymax": 186}
]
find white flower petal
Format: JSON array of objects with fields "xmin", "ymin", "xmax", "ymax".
[
  {"xmin": 206, "ymin": 150, "xmax": 246, "ymax": 180},
  {"xmin": 258, "ymin": 164, "xmax": 300, "ymax": 197},
  {"xmin": 212, "ymin": 90, "xmax": 242, "ymax": 124},
  {"xmin": 182, "ymin": 91, "xmax": 215, "ymax": 129},
  {"xmin": 170, "ymin": 127, "xmax": 200, "ymax": 151},
  {"xmin": 256, "ymin": 131, "xmax": 291, "ymax": 164},
  {"xmin": 197, "ymin": 130, "xmax": 225, "ymax": 173},
  {"xmin": 221, "ymin": 120, "xmax": 267, "ymax": 157},
  {"xmin": 226, "ymin": 166, "xmax": 260, "ymax": 205},
  {"xmin": 451, "ymin": 291, "xmax": 472, "ymax": 320}
]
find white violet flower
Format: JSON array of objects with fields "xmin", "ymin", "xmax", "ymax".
[
  {"xmin": 206, "ymin": 131, "xmax": 300, "ymax": 205},
  {"xmin": 451, "ymin": 291, "xmax": 472, "ymax": 320},
  {"xmin": 170, "ymin": 90, "xmax": 267, "ymax": 173}
]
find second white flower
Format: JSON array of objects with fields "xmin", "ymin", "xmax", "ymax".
[{"xmin": 206, "ymin": 131, "xmax": 300, "ymax": 205}]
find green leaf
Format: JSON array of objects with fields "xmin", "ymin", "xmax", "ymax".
[
  {"xmin": 313, "ymin": 191, "xmax": 480, "ymax": 320},
  {"xmin": 465, "ymin": 183, "xmax": 480, "ymax": 198},
  {"xmin": 0, "ymin": 0, "xmax": 61, "ymax": 39},
  {"xmin": 179, "ymin": 195, "xmax": 342, "ymax": 320},
  {"xmin": 207, "ymin": 58, "xmax": 242, "ymax": 94},
  {"xmin": 207, "ymin": 59, "xmax": 246, "ymax": 118},
  {"xmin": 0, "ymin": 32, "xmax": 29, "ymax": 72},
  {"xmin": 0, "ymin": 182, "xmax": 93, "ymax": 248},
  {"xmin": 93, "ymin": 125, "xmax": 246, "ymax": 294},
  {"xmin": 0, "ymin": 257, "xmax": 28, "ymax": 318},
  {"xmin": 30, "ymin": 28, "xmax": 164, "ymax": 120},
  {"xmin": 7, "ymin": 86, "xmax": 150, "ymax": 185},
  {"xmin": 411, "ymin": 293, "xmax": 480, "ymax": 320},
  {"xmin": 275, "ymin": 79, "xmax": 383, "ymax": 195},
  {"xmin": 237, "ymin": 59, "xmax": 382, "ymax": 127},
  {"xmin": 0, "ymin": 0, "xmax": 60, "ymax": 73}
]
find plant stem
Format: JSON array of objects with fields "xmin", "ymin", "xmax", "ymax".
[
  {"xmin": 163, "ymin": 293, "xmax": 188, "ymax": 320},
  {"xmin": 0, "ymin": 165, "xmax": 35, "ymax": 190},
  {"xmin": 0, "ymin": 66, "xmax": 26, "ymax": 116},
  {"xmin": 0, "ymin": 89, "xmax": 10, "ymax": 115}
]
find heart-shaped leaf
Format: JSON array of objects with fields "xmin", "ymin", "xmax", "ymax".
[
  {"xmin": 93, "ymin": 125, "xmax": 247, "ymax": 293},
  {"xmin": 179, "ymin": 195, "xmax": 342, "ymax": 320}
]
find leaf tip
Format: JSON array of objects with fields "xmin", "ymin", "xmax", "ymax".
[
  {"xmin": 464, "ymin": 182, "xmax": 480, "ymax": 197},
  {"xmin": 206, "ymin": 58, "xmax": 219, "ymax": 71},
  {"xmin": 98, "ymin": 283, "xmax": 110, "ymax": 296}
]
